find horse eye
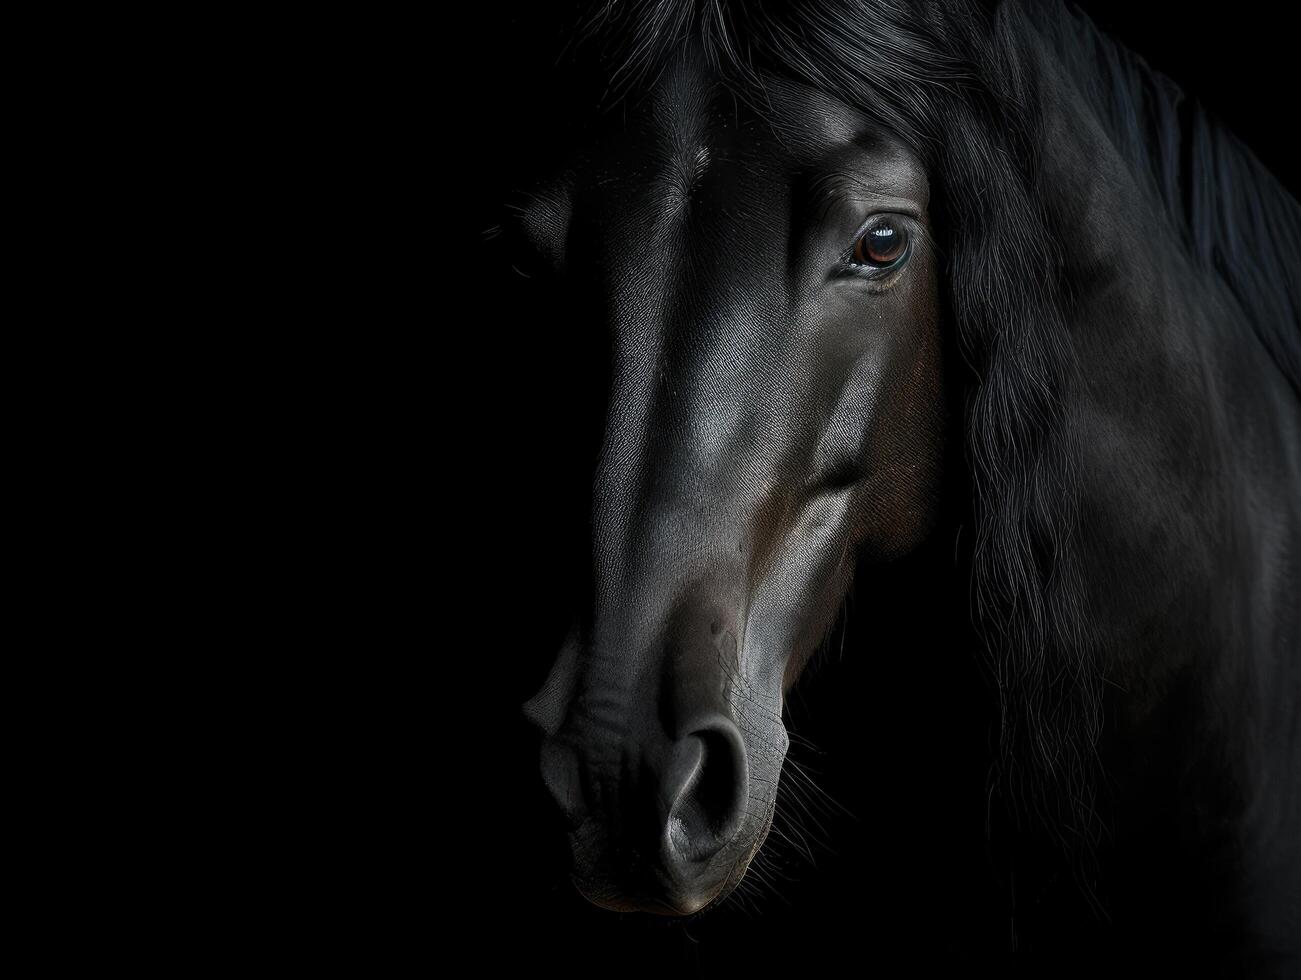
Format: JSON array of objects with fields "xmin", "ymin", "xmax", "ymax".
[{"xmin": 851, "ymin": 218, "xmax": 909, "ymax": 268}]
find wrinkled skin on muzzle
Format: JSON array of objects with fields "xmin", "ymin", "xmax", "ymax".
[{"xmin": 524, "ymin": 54, "xmax": 946, "ymax": 916}]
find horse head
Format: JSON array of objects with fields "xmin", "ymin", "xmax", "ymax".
[
  {"xmin": 520, "ymin": 48, "xmax": 950, "ymax": 914},
  {"xmin": 507, "ymin": 1, "xmax": 1301, "ymax": 948}
]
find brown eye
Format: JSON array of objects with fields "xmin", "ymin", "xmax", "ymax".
[{"xmin": 851, "ymin": 217, "xmax": 909, "ymax": 267}]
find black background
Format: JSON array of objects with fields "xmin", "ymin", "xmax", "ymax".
[{"xmin": 424, "ymin": 2, "xmax": 1298, "ymax": 972}]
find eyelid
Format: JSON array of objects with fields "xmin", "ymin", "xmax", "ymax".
[
  {"xmin": 849, "ymin": 210, "xmax": 917, "ymax": 243},
  {"xmin": 842, "ymin": 196, "xmax": 923, "ymax": 223}
]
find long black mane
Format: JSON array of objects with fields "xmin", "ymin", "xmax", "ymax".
[
  {"xmin": 1027, "ymin": 4, "xmax": 1301, "ymax": 397},
  {"xmin": 564, "ymin": 0, "xmax": 1300, "ymax": 855}
]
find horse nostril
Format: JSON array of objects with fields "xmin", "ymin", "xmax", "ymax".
[{"xmin": 662, "ymin": 719, "xmax": 748, "ymax": 864}]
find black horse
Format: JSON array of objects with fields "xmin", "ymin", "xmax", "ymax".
[{"xmin": 502, "ymin": 1, "xmax": 1300, "ymax": 972}]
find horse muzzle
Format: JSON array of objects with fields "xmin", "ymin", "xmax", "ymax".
[
  {"xmin": 526, "ymin": 602, "xmax": 778, "ymax": 916},
  {"xmin": 540, "ymin": 714, "xmax": 750, "ymax": 915}
]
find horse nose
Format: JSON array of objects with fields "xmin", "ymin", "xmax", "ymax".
[
  {"xmin": 529, "ymin": 604, "xmax": 752, "ymax": 913},
  {"xmin": 535, "ymin": 713, "xmax": 750, "ymax": 915},
  {"xmin": 660, "ymin": 717, "xmax": 748, "ymax": 867},
  {"xmin": 536, "ymin": 717, "xmax": 748, "ymax": 856}
]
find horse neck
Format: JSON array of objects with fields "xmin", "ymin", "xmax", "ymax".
[{"xmin": 1026, "ymin": 32, "xmax": 1301, "ymax": 812}]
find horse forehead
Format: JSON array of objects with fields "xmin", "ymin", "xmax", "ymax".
[
  {"xmin": 594, "ymin": 92, "xmax": 795, "ymax": 291},
  {"xmin": 586, "ymin": 66, "xmax": 867, "ymax": 424},
  {"xmin": 588, "ymin": 67, "xmax": 874, "ymax": 280},
  {"xmin": 637, "ymin": 52, "xmax": 868, "ymax": 151}
]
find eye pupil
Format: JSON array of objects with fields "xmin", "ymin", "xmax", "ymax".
[{"xmin": 852, "ymin": 219, "xmax": 909, "ymax": 267}]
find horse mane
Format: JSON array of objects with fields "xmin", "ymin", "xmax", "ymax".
[
  {"xmin": 566, "ymin": 0, "xmax": 1301, "ymax": 858},
  {"xmin": 1024, "ymin": 3, "xmax": 1301, "ymax": 398}
]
